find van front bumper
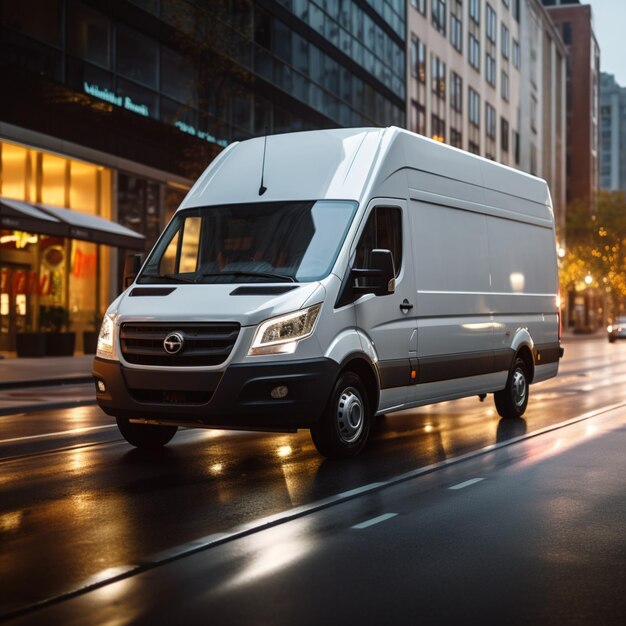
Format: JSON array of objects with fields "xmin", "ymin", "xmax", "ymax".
[{"xmin": 92, "ymin": 357, "xmax": 338, "ymax": 430}]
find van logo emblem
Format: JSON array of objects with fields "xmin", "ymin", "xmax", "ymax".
[{"xmin": 163, "ymin": 332, "xmax": 185, "ymax": 354}]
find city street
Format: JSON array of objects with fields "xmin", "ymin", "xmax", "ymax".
[{"xmin": 1, "ymin": 335, "xmax": 625, "ymax": 624}]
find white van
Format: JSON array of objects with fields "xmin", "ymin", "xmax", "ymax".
[{"xmin": 93, "ymin": 127, "xmax": 562, "ymax": 458}]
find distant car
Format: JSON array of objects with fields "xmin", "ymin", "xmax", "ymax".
[{"xmin": 608, "ymin": 317, "xmax": 626, "ymax": 343}]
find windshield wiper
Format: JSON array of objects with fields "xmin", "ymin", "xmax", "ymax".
[
  {"xmin": 201, "ymin": 271, "xmax": 296, "ymax": 283},
  {"xmin": 140, "ymin": 273, "xmax": 197, "ymax": 284}
]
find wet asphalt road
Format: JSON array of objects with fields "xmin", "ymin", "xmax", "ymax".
[{"xmin": 1, "ymin": 336, "xmax": 625, "ymax": 622}]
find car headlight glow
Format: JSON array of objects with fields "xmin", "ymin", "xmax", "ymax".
[
  {"xmin": 96, "ymin": 314, "xmax": 117, "ymax": 360},
  {"xmin": 248, "ymin": 304, "xmax": 321, "ymax": 356}
]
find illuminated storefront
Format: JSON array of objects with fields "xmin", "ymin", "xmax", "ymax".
[{"xmin": 0, "ymin": 139, "xmax": 145, "ymax": 354}]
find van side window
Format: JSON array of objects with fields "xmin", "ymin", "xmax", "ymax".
[{"xmin": 355, "ymin": 206, "xmax": 402, "ymax": 276}]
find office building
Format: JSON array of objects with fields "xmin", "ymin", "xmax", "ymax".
[
  {"xmin": 542, "ymin": 0, "xmax": 600, "ymax": 210},
  {"xmin": 406, "ymin": 0, "xmax": 522, "ymax": 165},
  {"xmin": 600, "ymin": 72, "xmax": 626, "ymax": 192},
  {"xmin": 0, "ymin": 0, "xmax": 405, "ymax": 353},
  {"xmin": 519, "ymin": 0, "xmax": 567, "ymax": 238}
]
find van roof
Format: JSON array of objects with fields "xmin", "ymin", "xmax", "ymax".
[{"xmin": 181, "ymin": 127, "xmax": 551, "ymax": 210}]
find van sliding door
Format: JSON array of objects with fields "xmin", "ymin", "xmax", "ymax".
[{"xmin": 408, "ymin": 201, "xmax": 495, "ymax": 402}]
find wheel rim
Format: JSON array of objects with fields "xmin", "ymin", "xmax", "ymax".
[
  {"xmin": 336, "ymin": 386, "xmax": 364, "ymax": 444},
  {"xmin": 512, "ymin": 368, "xmax": 527, "ymax": 407}
]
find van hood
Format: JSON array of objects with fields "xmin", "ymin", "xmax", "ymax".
[{"xmin": 113, "ymin": 282, "xmax": 325, "ymax": 328}]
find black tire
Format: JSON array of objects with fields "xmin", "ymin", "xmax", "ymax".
[
  {"xmin": 116, "ymin": 417, "xmax": 177, "ymax": 449},
  {"xmin": 494, "ymin": 357, "xmax": 529, "ymax": 419},
  {"xmin": 310, "ymin": 371, "xmax": 371, "ymax": 459},
  {"xmin": 609, "ymin": 336, "xmax": 615, "ymax": 343}
]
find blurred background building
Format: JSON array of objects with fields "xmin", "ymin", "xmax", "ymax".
[
  {"xmin": 542, "ymin": 0, "xmax": 600, "ymax": 212},
  {"xmin": 600, "ymin": 72, "xmax": 626, "ymax": 192},
  {"xmin": 519, "ymin": 0, "xmax": 566, "ymax": 242}
]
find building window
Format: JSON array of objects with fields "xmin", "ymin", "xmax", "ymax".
[
  {"xmin": 469, "ymin": 141, "xmax": 480, "ymax": 155},
  {"xmin": 469, "ymin": 34, "xmax": 480, "ymax": 70},
  {"xmin": 410, "ymin": 35, "xmax": 418, "ymax": 79},
  {"xmin": 412, "ymin": 35, "xmax": 427, "ymax": 83},
  {"xmin": 67, "ymin": 2, "xmax": 111, "ymax": 69},
  {"xmin": 501, "ymin": 117, "xmax": 509, "ymax": 152},
  {"xmin": 513, "ymin": 130, "xmax": 520, "ymax": 164},
  {"xmin": 512, "ymin": 40, "xmax": 520, "ymax": 69},
  {"xmin": 486, "ymin": 103, "xmax": 496, "ymax": 139},
  {"xmin": 161, "ymin": 47, "xmax": 196, "ymax": 106},
  {"xmin": 501, "ymin": 23, "xmax": 510, "ymax": 59},
  {"xmin": 531, "ymin": 95, "xmax": 538, "ymax": 132},
  {"xmin": 412, "ymin": 0, "xmax": 427, "ymax": 15},
  {"xmin": 486, "ymin": 4, "xmax": 497, "ymax": 43},
  {"xmin": 503, "ymin": 0, "xmax": 510, "ymax": 8},
  {"xmin": 115, "ymin": 24, "xmax": 158, "ymax": 89},
  {"xmin": 501, "ymin": 70, "xmax": 509, "ymax": 101},
  {"xmin": 431, "ymin": 114, "xmax": 446, "ymax": 142},
  {"xmin": 411, "ymin": 100, "xmax": 426, "ymax": 135},
  {"xmin": 513, "ymin": 0, "xmax": 520, "ymax": 21},
  {"xmin": 451, "ymin": 72, "xmax": 463, "ymax": 112},
  {"xmin": 469, "ymin": 0, "xmax": 481, "ymax": 23},
  {"xmin": 432, "ymin": 0, "xmax": 447, "ymax": 35},
  {"xmin": 0, "ymin": 140, "xmax": 113, "ymax": 352},
  {"xmin": 450, "ymin": 128, "xmax": 463, "ymax": 148},
  {"xmin": 431, "ymin": 55, "xmax": 446, "ymax": 100},
  {"xmin": 486, "ymin": 53, "xmax": 496, "ymax": 86},
  {"xmin": 469, "ymin": 87, "xmax": 480, "ymax": 127},
  {"xmin": 562, "ymin": 22, "xmax": 572, "ymax": 45},
  {"xmin": 450, "ymin": 1, "xmax": 463, "ymax": 52}
]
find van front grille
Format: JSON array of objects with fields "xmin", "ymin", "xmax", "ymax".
[{"xmin": 120, "ymin": 322, "xmax": 240, "ymax": 366}]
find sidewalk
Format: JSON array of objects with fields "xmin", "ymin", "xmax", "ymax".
[
  {"xmin": 0, "ymin": 355, "xmax": 95, "ymax": 416},
  {"xmin": 0, "ymin": 355, "xmax": 93, "ymax": 389}
]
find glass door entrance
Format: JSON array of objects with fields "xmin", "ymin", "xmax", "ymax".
[{"xmin": 0, "ymin": 263, "xmax": 33, "ymax": 352}]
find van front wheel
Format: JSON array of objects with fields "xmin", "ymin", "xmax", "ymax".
[
  {"xmin": 310, "ymin": 372, "xmax": 371, "ymax": 459},
  {"xmin": 494, "ymin": 358, "xmax": 529, "ymax": 419},
  {"xmin": 116, "ymin": 417, "xmax": 178, "ymax": 449}
]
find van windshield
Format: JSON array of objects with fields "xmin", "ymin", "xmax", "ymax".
[{"xmin": 138, "ymin": 200, "xmax": 358, "ymax": 284}]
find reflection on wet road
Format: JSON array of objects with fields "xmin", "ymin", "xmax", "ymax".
[{"xmin": 1, "ymin": 337, "xmax": 625, "ymax": 617}]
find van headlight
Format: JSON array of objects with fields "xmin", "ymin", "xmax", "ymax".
[
  {"xmin": 96, "ymin": 314, "xmax": 117, "ymax": 360},
  {"xmin": 248, "ymin": 304, "xmax": 321, "ymax": 356}
]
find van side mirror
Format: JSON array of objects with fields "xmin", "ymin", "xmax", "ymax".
[
  {"xmin": 352, "ymin": 248, "xmax": 396, "ymax": 297},
  {"xmin": 123, "ymin": 253, "xmax": 143, "ymax": 288}
]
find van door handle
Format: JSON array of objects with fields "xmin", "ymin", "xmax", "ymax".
[{"xmin": 400, "ymin": 299, "xmax": 413, "ymax": 312}]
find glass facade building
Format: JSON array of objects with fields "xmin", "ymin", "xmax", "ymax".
[{"xmin": 0, "ymin": 0, "xmax": 405, "ymax": 354}]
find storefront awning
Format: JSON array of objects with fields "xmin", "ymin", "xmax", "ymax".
[{"xmin": 0, "ymin": 198, "xmax": 145, "ymax": 250}]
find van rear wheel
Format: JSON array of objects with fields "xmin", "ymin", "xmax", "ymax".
[
  {"xmin": 310, "ymin": 371, "xmax": 371, "ymax": 459},
  {"xmin": 116, "ymin": 417, "xmax": 178, "ymax": 449},
  {"xmin": 494, "ymin": 357, "xmax": 529, "ymax": 419}
]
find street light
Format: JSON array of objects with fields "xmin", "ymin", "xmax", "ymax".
[{"xmin": 585, "ymin": 274, "xmax": 593, "ymax": 285}]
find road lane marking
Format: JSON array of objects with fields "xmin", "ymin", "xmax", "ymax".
[
  {"xmin": 449, "ymin": 477, "xmax": 485, "ymax": 490},
  {"xmin": 4, "ymin": 400, "xmax": 626, "ymax": 623},
  {"xmin": 0, "ymin": 424, "xmax": 115, "ymax": 445},
  {"xmin": 352, "ymin": 513, "xmax": 398, "ymax": 530}
]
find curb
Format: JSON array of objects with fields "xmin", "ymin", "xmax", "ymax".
[
  {"xmin": 0, "ymin": 398, "xmax": 97, "ymax": 417},
  {"xmin": 0, "ymin": 376, "xmax": 93, "ymax": 392}
]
